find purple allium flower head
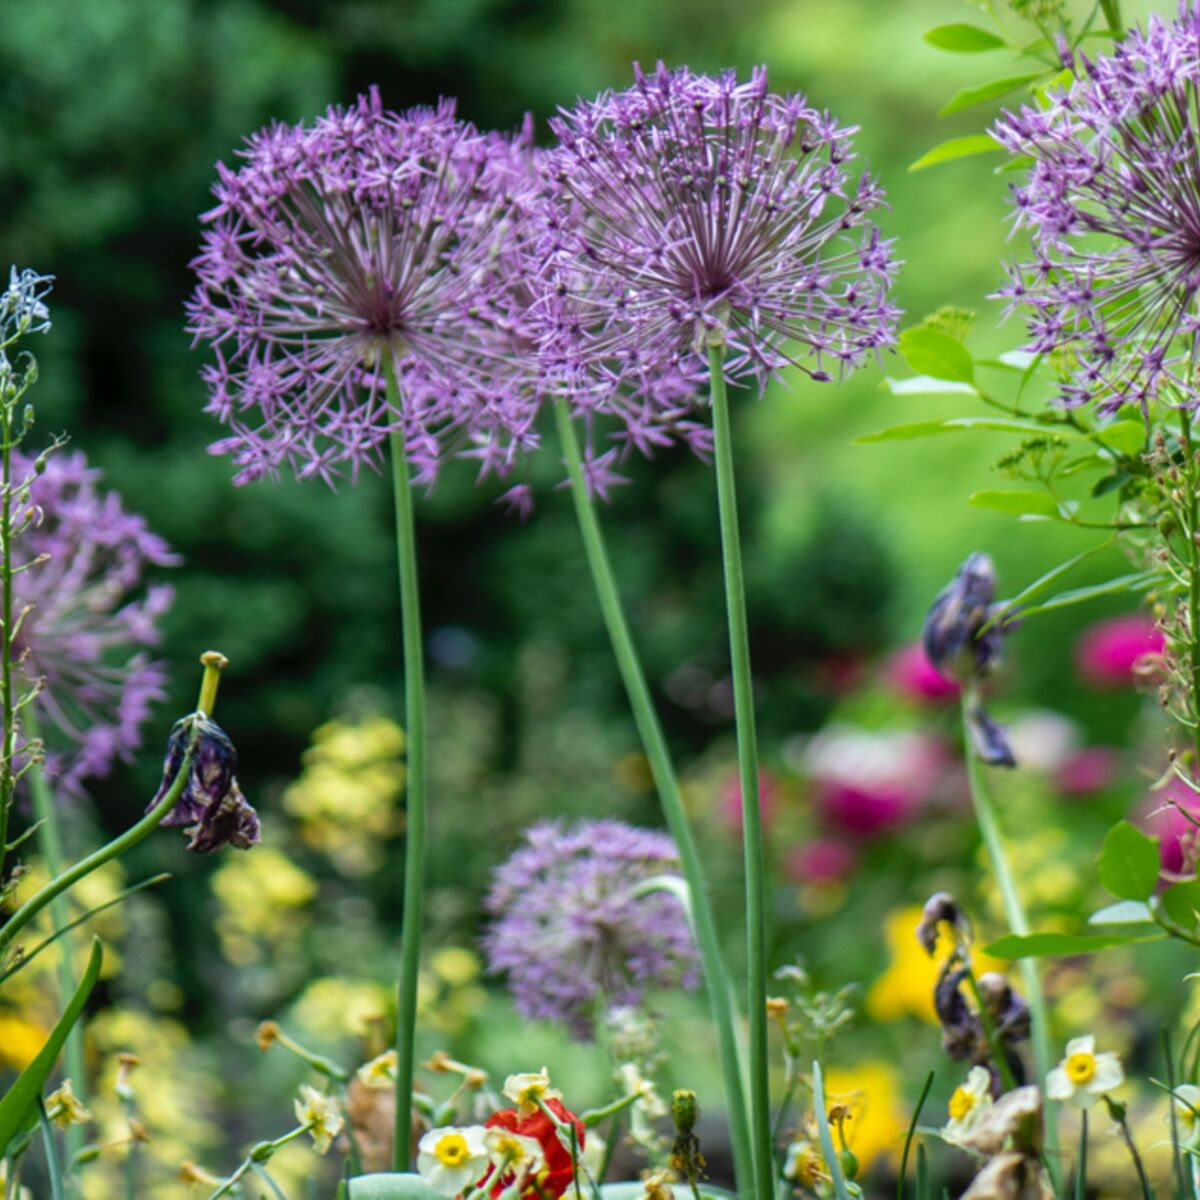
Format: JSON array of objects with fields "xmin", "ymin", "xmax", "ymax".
[
  {"xmin": 483, "ymin": 819, "xmax": 698, "ymax": 1040},
  {"xmin": 14, "ymin": 451, "xmax": 177, "ymax": 793},
  {"xmin": 147, "ymin": 711, "xmax": 260, "ymax": 853},
  {"xmin": 536, "ymin": 62, "xmax": 899, "ymax": 455},
  {"xmin": 994, "ymin": 2, "xmax": 1200, "ymax": 414},
  {"xmin": 187, "ymin": 89, "xmax": 541, "ymax": 488}
]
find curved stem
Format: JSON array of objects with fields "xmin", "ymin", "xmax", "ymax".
[
  {"xmin": 960, "ymin": 696, "xmax": 1058, "ymax": 1181},
  {"xmin": 553, "ymin": 399, "xmax": 753, "ymax": 1196},
  {"xmin": 385, "ymin": 361, "xmax": 427, "ymax": 1173},
  {"xmin": 708, "ymin": 344, "xmax": 773, "ymax": 1200}
]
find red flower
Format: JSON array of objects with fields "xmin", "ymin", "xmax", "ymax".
[{"xmin": 485, "ymin": 1099, "xmax": 585, "ymax": 1200}]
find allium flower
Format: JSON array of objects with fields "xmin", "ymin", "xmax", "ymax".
[
  {"xmin": 15, "ymin": 451, "xmax": 176, "ymax": 793},
  {"xmin": 483, "ymin": 820, "xmax": 698, "ymax": 1039},
  {"xmin": 146, "ymin": 711, "xmax": 260, "ymax": 853},
  {"xmin": 188, "ymin": 89, "xmax": 540, "ymax": 488},
  {"xmin": 537, "ymin": 63, "xmax": 898, "ymax": 452},
  {"xmin": 994, "ymin": 3, "xmax": 1200, "ymax": 413},
  {"xmin": 1045, "ymin": 1036, "xmax": 1123, "ymax": 1108},
  {"xmin": 942, "ymin": 1066, "xmax": 994, "ymax": 1145},
  {"xmin": 417, "ymin": 1125, "xmax": 490, "ymax": 1196}
]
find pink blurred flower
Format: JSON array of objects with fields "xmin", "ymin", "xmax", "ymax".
[
  {"xmin": 1138, "ymin": 776, "xmax": 1200, "ymax": 876},
  {"xmin": 720, "ymin": 770, "xmax": 778, "ymax": 835},
  {"xmin": 783, "ymin": 838, "xmax": 857, "ymax": 884},
  {"xmin": 1056, "ymin": 747, "xmax": 1120, "ymax": 796},
  {"xmin": 886, "ymin": 643, "xmax": 959, "ymax": 703},
  {"xmin": 805, "ymin": 726, "xmax": 945, "ymax": 835},
  {"xmin": 1076, "ymin": 614, "xmax": 1163, "ymax": 688}
]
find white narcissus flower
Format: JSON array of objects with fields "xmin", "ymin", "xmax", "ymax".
[
  {"xmin": 1045, "ymin": 1036, "xmax": 1124, "ymax": 1109},
  {"xmin": 294, "ymin": 1085, "xmax": 344, "ymax": 1155},
  {"xmin": 942, "ymin": 1065, "xmax": 994, "ymax": 1144},
  {"xmin": 484, "ymin": 1127, "xmax": 544, "ymax": 1174},
  {"xmin": 356, "ymin": 1049, "xmax": 398, "ymax": 1090},
  {"xmin": 1172, "ymin": 1084, "xmax": 1200, "ymax": 1149},
  {"xmin": 417, "ymin": 1125, "xmax": 490, "ymax": 1196},
  {"xmin": 502, "ymin": 1067, "xmax": 561, "ymax": 1114}
]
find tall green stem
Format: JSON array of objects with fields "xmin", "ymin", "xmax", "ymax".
[
  {"xmin": 25, "ymin": 707, "xmax": 86, "ymax": 1160},
  {"xmin": 960, "ymin": 696, "xmax": 1058, "ymax": 1178},
  {"xmin": 707, "ymin": 344, "xmax": 773, "ymax": 1200},
  {"xmin": 553, "ymin": 399, "xmax": 754, "ymax": 1197},
  {"xmin": 1180, "ymin": 410, "xmax": 1200, "ymax": 771},
  {"xmin": 385, "ymin": 361, "xmax": 427, "ymax": 1172},
  {"xmin": 0, "ymin": 401, "xmax": 15, "ymax": 882}
]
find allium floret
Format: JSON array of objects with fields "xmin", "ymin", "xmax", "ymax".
[
  {"xmin": 994, "ymin": 2, "xmax": 1200, "ymax": 413},
  {"xmin": 537, "ymin": 62, "xmax": 899, "ymax": 454},
  {"xmin": 483, "ymin": 819, "xmax": 698, "ymax": 1040},
  {"xmin": 16, "ymin": 451, "xmax": 176, "ymax": 792},
  {"xmin": 188, "ymin": 89, "xmax": 541, "ymax": 488}
]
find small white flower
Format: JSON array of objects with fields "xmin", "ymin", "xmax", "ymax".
[
  {"xmin": 1172, "ymin": 1084, "xmax": 1200, "ymax": 1149},
  {"xmin": 484, "ymin": 1127, "xmax": 544, "ymax": 1174},
  {"xmin": 356, "ymin": 1049, "xmax": 398, "ymax": 1090},
  {"xmin": 417, "ymin": 1125, "xmax": 490, "ymax": 1196},
  {"xmin": 502, "ymin": 1067, "xmax": 561, "ymax": 1114},
  {"xmin": 616, "ymin": 1062, "xmax": 666, "ymax": 1119},
  {"xmin": 783, "ymin": 1139, "xmax": 825, "ymax": 1187},
  {"xmin": 941, "ymin": 1066, "xmax": 993, "ymax": 1144},
  {"xmin": 1045, "ymin": 1036, "xmax": 1124, "ymax": 1109},
  {"xmin": 294, "ymin": 1085, "xmax": 344, "ymax": 1155}
]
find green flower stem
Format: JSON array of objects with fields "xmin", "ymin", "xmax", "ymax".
[
  {"xmin": 37, "ymin": 1099, "xmax": 66, "ymax": 1200},
  {"xmin": 25, "ymin": 706, "xmax": 86, "ymax": 1162},
  {"xmin": 1073, "ymin": 1110, "xmax": 1086, "ymax": 1200},
  {"xmin": 552, "ymin": 398, "xmax": 754, "ymax": 1196},
  {"xmin": 959, "ymin": 695, "xmax": 1058, "ymax": 1178},
  {"xmin": 384, "ymin": 360, "xmax": 427, "ymax": 1172},
  {"xmin": 707, "ymin": 343, "xmax": 773, "ymax": 1200},
  {"xmin": 1180, "ymin": 409, "xmax": 1200, "ymax": 771},
  {"xmin": 962, "ymin": 966, "xmax": 1017, "ymax": 1094}
]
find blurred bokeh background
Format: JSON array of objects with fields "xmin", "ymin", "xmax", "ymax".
[{"xmin": 0, "ymin": 1, "xmax": 1185, "ymax": 1195}]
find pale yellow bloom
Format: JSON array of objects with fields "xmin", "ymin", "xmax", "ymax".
[
  {"xmin": 356, "ymin": 1050, "xmax": 398, "ymax": 1090},
  {"xmin": 941, "ymin": 1066, "xmax": 992, "ymax": 1144},
  {"xmin": 1172, "ymin": 1084, "xmax": 1200, "ymax": 1149},
  {"xmin": 1045, "ymin": 1036, "xmax": 1123, "ymax": 1109},
  {"xmin": 823, "ymin": 1062, "xmax": 907, "ymax": 1171},
  {"xmin": 294, "ymin": 1085, "xmax": 343, "ymax": 1155},
  {"xmin": 502, "ymin": 1067, "xmax": 561, "ymax": 1114},
  {"xmin": 46, "ymin": 1079, "xmax": 92, "ymax": 1129}
]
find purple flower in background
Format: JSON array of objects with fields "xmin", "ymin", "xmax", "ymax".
[
  {"xmin": 484, "ymin": 819, "xmax": 698, "ymax": 1040},
  {"xmin": 536, "ymin": 62, "xmax": 899, "ymax": 454},
  {"xmin": 15, "ymin": 451, "xmax": 176, "ymax": 793},
  {"xmin": 188, "ymin": 90, "xmax": 541, "ymax": 488},
  {"xmin": 994, "ymin": 2, "xmax": 1200, "ymax": 413}
]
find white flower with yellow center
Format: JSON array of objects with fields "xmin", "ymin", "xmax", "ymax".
[
  {"xmin": 941, "ymin": 1066, "xmax": 993, "ymax": 1143},
  {"xmin": 484, "ymin": 1128, "xmax": 545, "ymax": 1177},
  {"xmin": 783, "ymin": 1139, "xmax": 825, "ymax": 1187},
  {"xmin": 356, "ymin": 1049, "xmax": 398, "ymax": 1090},
  {"xmin": 502, "ymin": 1067, "xmax": 561, "ymax": 1114},
  {"xmin": 1045, "ymin": 1036, "xmax": 1124, "ymax": 1109},
  {"xmin": 1172, "ymin": 1084, "xmax": 1200, "ymax": 1149},
  {"xmin": 417, "ymin": 1125, "xmax": 490, "ymax": 1196},
  {"xmin": 45, "ymin": 1080, "xmax": 92, "ymax": 1129},
  {"xmin": 294, "ymin": 1084, "xmax": 344, "ymax": 1155}
]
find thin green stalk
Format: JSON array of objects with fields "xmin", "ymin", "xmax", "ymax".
[
  {"xmin": 1181, "ymin": 410, "xmax": 1200, "ymax": 772},
  {"xmin": 385, "ymin": 360, "xmax": 427, "ymax": 1173},
  {"xmin": 0, "ymin": 401, "xmax": 16, "ymax": 881},
  {"xmin": 37, "ymin": 1099, "xmax": 65, "ymax": 1200},
  {"xmin": 553, "ymin": 398, "xmax": 753, "ymax": 1195},
  {"xmin": 708, "ymin": 343, "xmax": 773, "ymax": 1200},
  {"xmin": 1073, "ymin": 1110, "xmax": 1086, "ymax": 1200},
  {"xmin": 25, "ymin": 707, "xmax": 86, "ymax": 1163},
  {"xmin": 960, "ymin": 696, "xmax": 1058, "ymax": 1181},
  {"xmin": 962, "ymin": 967, "xmax": 1017, "ymax": 1093}
]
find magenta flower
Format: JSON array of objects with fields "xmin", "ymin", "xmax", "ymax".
[
  {"xmin": 1056, "ymin": 746, "xmax": 1119, "ymax": 796},
  {"xmin": 886, "ymin": 642, "xmax": 960, "ymax": 703},
  {"xmin": 188, "ymin": 90, "xmax": 540, "ymax": 488},
  {"xmin": 1076, "ymin": 613, "xmax": 1164, "ymax": 687},
  {"xmin": 1139, "ymin": 776, "xmax": 1200, "ymax": 876},
  {"xmin": 536, "ymin": 63, "xmax": 898, "ymax": 455},
  {"xmin": 782, "ymin": 837, "xmax": 857, "ymax": 885},
  {"xmin": 483, "ymin": 819, "xmax": 698, "ymax": 1040},
  {"xmin": 16, "ymin": 451, "xmax": 176, "ymax": 793},
  {"xmin": 993, "ymin": 2, "xmax": 1200, "ymax": 412}
]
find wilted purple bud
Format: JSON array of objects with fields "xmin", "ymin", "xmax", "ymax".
[
  {"xmin": 916, "ymin": 892, "xmax": 972, "ymax": 957},
  {"xmin": 935, "ymin": 964, "xmax": 978, "ymax": 1062},
  {"xmin": 147, "ymin": 712, "xmax": 259, "ymax": 853},
  {"xmin": 934, "ymin": 962, "xmax": 1029, "ymax": 1088},
  {"xmin": 977, "ymin": 972, "xmax": 1031, "ymax": 1046},
  {"xmin": 965, "ymin": 702, "xmax": 1017, "ymax": 769},
  {"xmin": 922, "ymin": 554, "xmax": 1007, "ymax": 685}
]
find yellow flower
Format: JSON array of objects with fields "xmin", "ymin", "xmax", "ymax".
[
  {"xmin": 293, "ymin": 978, "xmax": 390, "ymax": 1039},
  {"xmin": 211, "ymin": 847, "xmax": 317, "ymax": 964},
  {"xmin": 356, "ymin": 1050, "xmax": 398, "ymax": 1090},
  {"xmin": 294, "ymin": 1085, "xmax": 343, "ymax": 1155},
  {"xmin": 431, "ymin": 947, "xmax": 480, "ymax": 988},
  {"xmin": 45, "ymin": 1080, "xmax": 92, "ymax": 1129},
  {"xmin": 867, "ymin": 906, "xmax": 1006, "ymax": 1024},
  {"xmin": 0, "ymin": 1013, "xmax": 47, "ymax": 1070},
  {"xmin": 823, "ymin": 1062, "xmax": 907, "ymax": 1171},
  {"xmin": 783, "ymin": 1139, "xmax": 825, "ymax": 1187}
]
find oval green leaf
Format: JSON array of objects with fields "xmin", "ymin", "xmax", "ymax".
[
  {"xmin": 983, "ymin": 930, "xmax": 1164, "ymax": 958},
  {"xmin": 1162, "ymin": 880, "xmax": 1200, "ymax": 930},
  {"xmin": 909, "ymin": 135, "xmax": 1002, "ymax": 173},
  {"xmin": 968, "ymin": 489, "xmax": 1060, "ymax": 518},
  {"xmin": 897, "ymin": 327, "xmax": 974, "ymax": 382},
  {"xmin": 1099, "ymin": 821, "xmax": 1161, "ymax": 901},
  {"xmin": 939, "ymin": 73, "xmax": 1046, "ymax": 117},
  {"xmin": 923, "ymin": 23, "xmax": 1008, "ymax": 51}
]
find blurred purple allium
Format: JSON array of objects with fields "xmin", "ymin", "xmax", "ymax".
[
  {"xmin": 993, "ymin": 2, "xmax": 1200, "ymax": 413},
  {"xmin": 483, "ymin": 819, "xmax": 698, "ymax": 1039},
  {"xmin": 15, "ymin": 451, "xmax": 176, "ymax": 793},
  {"xmin": 188, "ymin": 89, "xmax": 541, "ymax": 488},
  {"xmin": 147, "ymin": 711, "xmax": 259, "ymax": 853},
  {"xmin": 536, "ymin": 63, "xmax": 899, "ymax": 455}
]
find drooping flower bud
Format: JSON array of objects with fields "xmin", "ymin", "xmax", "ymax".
[
  {"xmin": 916, "ymin": 892, "xmax": 972, "ymax": 957},
  {"xmin": 147, "ymin": 711, "xmax": 259, "ymax": 853},
  {"xmin": 922, "ymin": 554, "xmax": 1006, "ymax": 684}
]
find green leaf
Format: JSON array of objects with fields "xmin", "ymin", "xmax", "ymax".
[
  {"xmin": 882, "ymin": 375, "xmax": 978, "ymax": 397},
  {"xmin": 1162, "ymin": 881, "xmax": 1200, "ymax": 930},
  {"xmin": 898, "ymin": 327, "xmax": 974, "ymax": 382},
  {"xmin": 346, "ymin": 1175, "xmax": 445, "ymax": 1200},
  {"xmin": 1095, "ymin": 419, "xmax": 1146, "ymax": 457},
  {"xmin": 1016, "ymin": 571, "xmax": 1158, "ymax": 618},
  {"xmin": 923, "ymin": 23, "xmax": 1008, "ymax": 51},
  {"xmin": 1099, "ymin": 821, "xmax": 1162, "ymax": 901},
  {"xmin": 939, "ymin": 73, "xmax": 1047, "ymax": 116},
  {"xmin": 856, "ymin": 416, "xmax": 1063, "ymax": 445},
  {"xmin": 909, "ymin": 135, "xmax": 1002, "ymax": 173},
  {"xmin": 983, "ymin": 931, "xmax": 1164, "ymax": 958},
  {"xmin": 1089, "ymin": 900, "xmax": 1155, "ymax": 925},
  {"xmin": 0, "ymin": 938, "xmax": 102, "ymax": 1156},
  {"xmin": 969, "ymin": 489, "xmax": 1060, "ymax": 518}
]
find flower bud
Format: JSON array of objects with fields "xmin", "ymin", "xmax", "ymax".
[
  {"xmin": 671, "ymin": 1089, "xmax": 699, "ymax": 1134},
  {"xmin": 915, "ymin": 892, "xmax": 972, "ymax": 957},
  {"xmin": 922, "ymin": 553, "xmax": 1007, "ymax": 685}
]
